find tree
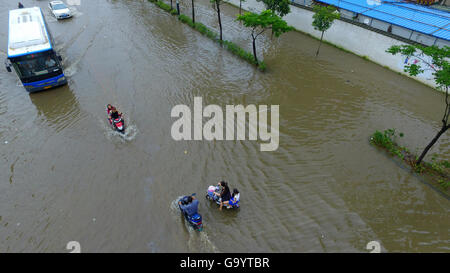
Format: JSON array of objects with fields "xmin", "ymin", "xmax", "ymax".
[
  {"xmin": 211, "ymin": 0, "xmax": 224, "ymax": 41},
  {"xmin": 191, "ymin": 0, "xmax": 195, "ymax": 24},
  {"xmin": 387, "ymin": 45, "xmax": 450, "ymax": 165},
  {"xmin": 256, "ymin": 0, "xmax": 290, "ymax": 17},
  {"xmin": 237, "ymin": 10, "xmax": 293, "ymax": 64},
  {"xmin": 312, "ymin": 5, "xmax": 340, "ymax": 57},
  {"xmin": 239, "ymin": 0, "xmax": 246, "ymax": 15}
]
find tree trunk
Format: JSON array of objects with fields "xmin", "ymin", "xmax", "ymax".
[
  {"xmin": 216, "ymin": 1, "xmax": 223, "ymax": 41},
  {"xmin": 239, "ymin": 0, "xmax": 242, "ymax": 15},
  {"xmin": 171, "ymin": 0, "xmax": 173, "ymax": 10},
  {"xmin": 252, "ymin": 37, "xmax": 258, "ymax": 64},
  {"xmin": 192, "ymin": 0, "xmax": 195, "ymax": 24},
  {"xmin": 416, "ymin": 124, "xmax": 449, "ymax": 165},
  {"xmin": 417, "ymin": 86, "xmax": 450, "ymax": 165},
  {"xmin": 316, "ymin": 31, "xmax": 324, "ymax": 57}
]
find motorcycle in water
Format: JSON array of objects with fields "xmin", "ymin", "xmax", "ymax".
[
  {"xmin": 205, "ymin": 185, "xmax": 240, "ymax": 209},
  {"xmin": 178, "ymin": 194, "xmax": 203, "ymax": 231},
  {"xmin": 106, "ymin": 106, "xmax": 125, "ymax": 133}
]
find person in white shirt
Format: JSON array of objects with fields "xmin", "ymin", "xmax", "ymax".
[{"xmin": 45, "ymin": 57, "xmax": 56, "ymax": 68}]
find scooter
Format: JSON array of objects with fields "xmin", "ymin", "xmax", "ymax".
[
  {"xmin": 178, "ymin": 194, "xmax": 203, "ymax": 231},
  {"xmin": 205, "ymin": 185, "xmax": 240, "ymax": 209}
]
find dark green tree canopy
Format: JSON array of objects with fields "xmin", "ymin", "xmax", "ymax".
[
  {"xmin": 237, "ymin": 9, "xmax": 293, "ymax": 37},
  {"xmin": 312, "ymin": 5, "xmax": 340, "ymax": 32},
  {"xmin": 237, "ymin": 9, "xmax": 293, "ymax": 63},
  {"xmin": 256, "ymin": 0, "xmax": 291, "ymax": 17}
]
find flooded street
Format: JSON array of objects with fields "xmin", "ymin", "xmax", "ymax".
[{"xmin": 0, "ymin": 0, "xmax": 449, "ymax": 252}]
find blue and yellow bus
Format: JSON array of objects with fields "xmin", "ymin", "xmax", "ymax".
[{"xmin": 5, "ymin": 7, "xmax": 67, "ymax": 92}]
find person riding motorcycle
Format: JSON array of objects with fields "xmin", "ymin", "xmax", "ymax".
[
  {"xmin": 107, "ymin": 104, "xmax": 122, "ymax": 120},
  {"xmin": 107, "ymin": 104, "xmax": 115, "ymax": 115},
  {"xmin": 178, "ymin": 196, "xmax": 199, "ymax": 217},
  {"xmin": 110, "ymin": 109, "xmax": 122, "ymax": 120}
]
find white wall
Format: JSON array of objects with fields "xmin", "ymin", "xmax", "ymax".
[
  {"xmin": 391, "ymin": 25, "xmax": 412, "ymax": 40},
  {"xmin": 226, "ymin": 0, "xmax": 440, "ymax": 89},
  {"xmin": 436, "ymin": 38, "xmax": 450, "ymax": 48}
]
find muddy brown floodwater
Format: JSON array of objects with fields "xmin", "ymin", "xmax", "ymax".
[{"xmin": 0, "ymin": 0, "xmax": 449, "ymax": 252}]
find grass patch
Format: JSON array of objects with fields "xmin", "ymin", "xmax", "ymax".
[
  {"xmin": 148, "ymin": 0, "xmax": 266, "ymax": 71},
  {"xmin": 371, "ymin": 129, "xmax": 450, "ymax": 197},
  {"xmin": 155, "ymin": 0, "xmax": 177, "ymax": 14},
  {"xmin": 371, "ymin": 128, "xmax": 406, "ymax": 160},
  {"xmin": 178, "ymin": 14, "xmax": 195, "ymax": 28},
  {"xmin": 194, "ymin": 22, "xmax": 219, "ymax": 40}
]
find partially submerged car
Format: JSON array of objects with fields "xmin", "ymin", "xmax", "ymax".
[{"xmin": 48, "ymin": 1, "xmax": 72, "ymax": 20}]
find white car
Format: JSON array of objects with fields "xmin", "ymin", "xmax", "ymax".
[{"xmin": 48, "ymin": 1, "xmax": 72, "ymax": 20}]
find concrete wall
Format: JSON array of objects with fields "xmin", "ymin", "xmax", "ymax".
[
  {"xmin": 226, "ymin": 0, "xmax": 440, "ymax": 89},
  {"xmin": 410, "ymin": 31, "xmax": 438, "ymax": 46},
  {"xmin": 339, "ymin": 9, "xmax": 354, "ymax": 20},
  {"xmin": 391, "ymin": 25, "xmax": 412, "ymax": 40},
  {"xmin": 369, "ymin": 17, "xmax": 390, "ymax": 30},
  {"xmin": 436, "ymin": 38, "xmax": 450, "ymax": 48},
  {"xmin": 291, "ymin": 0, "xmax": 314, "ymax": 7}
]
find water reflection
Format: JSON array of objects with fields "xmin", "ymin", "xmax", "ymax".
[{"xmin": 29, "ymin": 85, "xmax": 81, "ymax": 132}]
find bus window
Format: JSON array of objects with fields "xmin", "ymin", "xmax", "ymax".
[{"xmin": 14, "ymin": 55, "xmax": 58, "ymax": 78}]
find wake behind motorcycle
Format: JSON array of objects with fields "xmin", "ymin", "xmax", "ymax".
[{"xmin": 178, "ymin": 194, "xmax": 203, "ymax": 231}]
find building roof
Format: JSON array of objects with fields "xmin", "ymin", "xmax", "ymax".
[
  {"xmin": 8, "ymin": 7, "xmax": 52, "ymax": 58},
  {"xmin": 315, "ymin": 0, "xmax": 450, "ymax": 41}
]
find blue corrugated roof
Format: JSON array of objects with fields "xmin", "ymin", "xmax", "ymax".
[
  {"xmin": 433, "ymin": 28, "xmax": 450, "ymax": 40},
  {"xmin": 315, "ymin": 0, "xmax": 450, "ymax": 41}
]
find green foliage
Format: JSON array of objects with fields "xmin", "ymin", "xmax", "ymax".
[
  {"xmin": 220, "ymin": 40, "xmax": 256, "ymax": 64},
  {"xmin": 438, "ymin": 179, "xmax": 450, "ymax": 190},
  {"xmin": 371, "ymin": 129, "xmax": 403, "ymax": 149},
  {"xmin": 237, "ymin": 10, "xmax": 293, "ymax": 38},
  {"xmin": 194, "ymin": 22, "xmax": 219, "ymax": 40},
  {"xmin": 427, "ymin": 155, "xmax": 450, "ymax": 173},
  {"xmin": 386, "ymin": 45, "xmax": 450, "ymax": 89},
  {"xmin": 258, "ymin": 61, "xmax": 266, "ymax": 71},
  {"xmin": 414, "ymin": 163, "xmax": 425, "ymax": 173},
  {"xmin": 312, "ymin": 5, "xmax": 340, "ymax": 33},
  {"xmin": 179, "ymin": 14, "xmax": 195, "ymax": 27},
  {"xmin": 218, "ymin": 40, "xmax": 266, "ymax": 70},
  {"xmin": 155, "ymin": 0, "xmax": 177, "ymax": 14},
  {"xmin": 237, "ymin": 10, "xmax": 292, "ymax": 64},
  {"xmin": 442, "ymin": 160, "xmax": 450, "ymax": 168},
  {"xmin": 372, "ymin": 129, "xmax": 450, "ymax": 191},
  {"xmin": 371, "ymin": 129, "xmax": 405, "ymax": 160},
  {"xmin": 179, "ymin": 15, "xmax": 219, "ymax": 40},
  {"xmin": 372, "ymin": 128, "xmax": 449, "ymax": 194},
  {"xmin": 256, "ymin": 0, "xmax": 290, "ymax": 17}
]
